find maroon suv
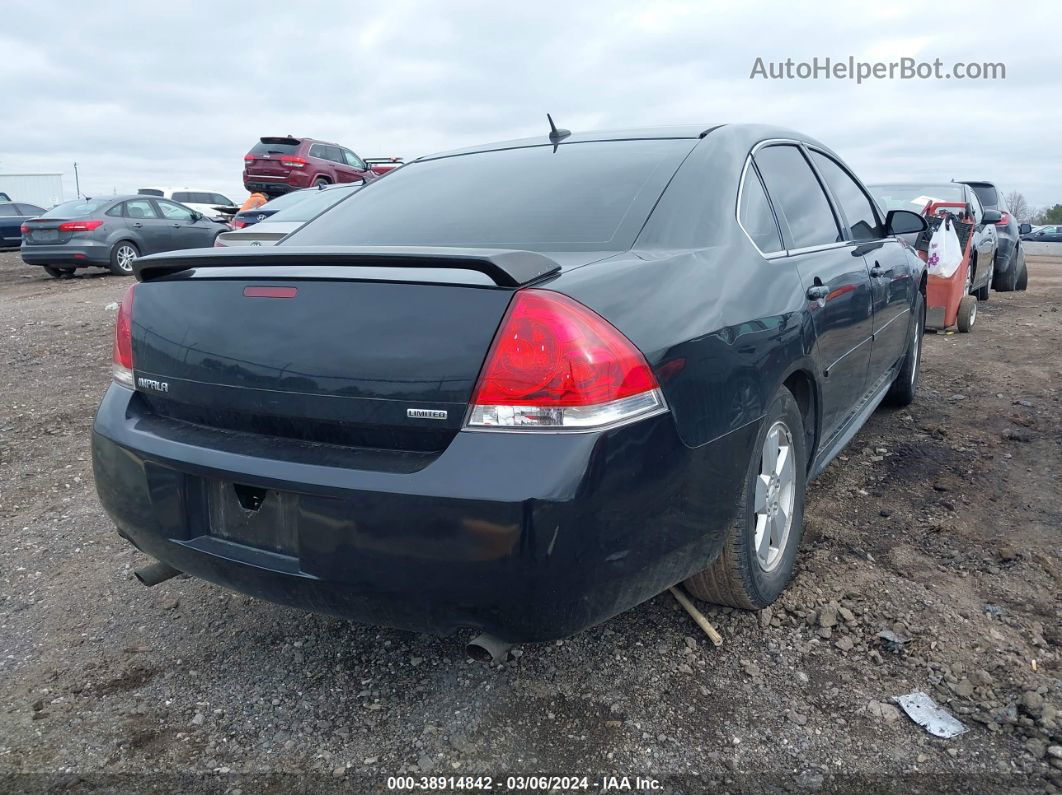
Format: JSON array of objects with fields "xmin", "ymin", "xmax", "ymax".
[{"xmin": 243, "ymin": 137, "xmax": 399, "ymax": 195}]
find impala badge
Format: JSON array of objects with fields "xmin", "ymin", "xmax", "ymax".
[
  {"xmin": 407, "ymin": 408, "xmax": 447, "ymax": 420},
  {"xmin": 137, "ymin": 377, "xmax": 169, "ymax": 393}
]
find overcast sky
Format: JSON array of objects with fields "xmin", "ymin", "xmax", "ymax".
[{"xmin": 2, "ymin": 0, "xmax": 1059, "ymax": 210}]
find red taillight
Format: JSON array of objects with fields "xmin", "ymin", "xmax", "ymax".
[
  {"xmin": 244, "ymin": 154, "xmax": 254, "ymax": 162},
  {"xmin": 280, "ymin": 156, "xmax": 307, "ymax": 168},
  {"xmin": 467, "ymin": 290, "xmax": 664, "ymax": 429},
  {"xmin": 112, "ymin": 284, "xmax": 136, "ymax": 387},
  {"xmin": 995, "ymin": 211, "xmax": 1011, "ymax": 226},
  {"xmin": 59, "ymin": 220, "xmax": 104, "ymax": 233},
  {"xmin": 20, "ymin": 223, "xmax": 29, "ymax": 234},
  {"xmin": 232, "ymin": 219, "xmax": 247, "ymax": 229}
]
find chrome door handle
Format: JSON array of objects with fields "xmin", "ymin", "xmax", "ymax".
[
  {"xmin": 132, "ymin": 222, "xmax": 143, "ymax": 229},
  {"xmin": 806, "ymin": 285, "xmax": 829, "ymax": 300}
]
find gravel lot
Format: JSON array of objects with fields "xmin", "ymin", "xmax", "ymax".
[{"xmin": 1, "ymin": 251, "xmax": 1059, "ymax": 793}]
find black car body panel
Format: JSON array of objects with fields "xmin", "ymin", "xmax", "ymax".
[
  {"xmin": 92, "ymin": 124, "xmax": 925, "ymax": 641},
  {"xmin": 959, "ymin": 180, "xmax": 1020, "ymax": 276}
]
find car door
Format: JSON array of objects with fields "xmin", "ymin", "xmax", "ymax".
[
  {"xmin": 339, "ymin": 149, "xmax": 370, "ymax": 183},
  {"xmin": 808, "ymin": 149, "xmax": 914, "ymax": 389},
  {"xmin": 118, "ymin": 198, "xmax": 169, "ymax": 253},
  {"xmin": 154, "ymin": 199, "xmax": 212, "ymax": 251},
  {"xmin": 966, "ymin": 188, "xmax": 996, "ymax": 288},
  {"xmin": 754, "ymin": 143, "xmax": 875, "ymax": 441}
]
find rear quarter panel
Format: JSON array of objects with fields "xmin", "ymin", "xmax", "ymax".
[{"xmin": 552, "ymin": 247, "xmax": 811, "ymax": 451}]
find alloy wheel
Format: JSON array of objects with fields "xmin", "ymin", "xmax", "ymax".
[
  {"xmin": 116, "ymin": 245, "xmax": 137, "ymax": 272},
  {"xmin": 910, "ymin": 306, "xmax": 922, "ymax": 387},
  {"xmin": 753, "ymin": 421, "xmax": 796, "ymax": 572}
]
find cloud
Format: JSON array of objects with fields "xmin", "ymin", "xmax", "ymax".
[{"xmin": 1, "ymin": 0, "xmax": 1059, "ymax": 208}]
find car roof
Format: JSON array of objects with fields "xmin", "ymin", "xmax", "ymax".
[
  {"xmin": 416, "ymin": 123, "xmax": 843, "ymax": 163},
  {"xmin": 138, "ymin": 187, "xmax": 229, "ymax": 193},
  {"xmin": 867, "ymin": 182, "xmax": 965, "ymax": 189},
  {"xmin": 419, "ymin": 125, "xmax": 718, "ymax": 161}
]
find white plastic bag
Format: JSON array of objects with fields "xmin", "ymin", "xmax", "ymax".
[{"xmin": 926, "ymin": 218, "xmax": 963, "ymax": 278}]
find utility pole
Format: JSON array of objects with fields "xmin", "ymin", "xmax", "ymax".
[{"xmin": 74, "ymin": 162, "xmax": 80, "ymax": 198}]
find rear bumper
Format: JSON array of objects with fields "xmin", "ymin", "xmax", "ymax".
[
  {"xmin": 21, "ymin": 241, "xmax": 110, "ymax": 266},
  {"xmin": 243, "ymin": 172, "xmax": 308, "ymax": 195},
  {"xmin": 92, "ymin": 385, "xmax": 754, "ymax": 641}
]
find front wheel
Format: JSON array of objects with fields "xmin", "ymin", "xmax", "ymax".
[
  {"xmin": 684, "ymin": 387, "xmax": 807, "ymax": 609},
  {"xmin": 313, "ymin": 178, "xmax": 330, "ymax": 188},
  {"xmin": 885, "ymin": 297, "xmax": 924, "ymax": 407},
  {"xmin": 108, "ymin": 241, "xmax": 139, "ymax": 275}
]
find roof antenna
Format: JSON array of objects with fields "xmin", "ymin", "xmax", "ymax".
[{"xmin": 547, "ymin": 113, "xmax": 570, "ymax": 152}]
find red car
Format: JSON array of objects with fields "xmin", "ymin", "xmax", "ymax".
[{"xmin": 243, "ymin": 136, "xmax": 400, "ymax": 196}]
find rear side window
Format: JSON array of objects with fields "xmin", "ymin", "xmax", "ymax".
[
  {"xmin": 810, "ymin": 152, "xmax": 883, "ymax": 242},
  {"xmin": 211, "ymin": 193, "xmax": 233, "ymax": 205},
  {"xmin": 969, "ymin": 184, "xmax": 998, "ymax": 209},
  {"xmin": 754, "ymin": 145, "xmax": 841, "ymax": 249},
  {"xmin": 172, "ymin": 191, "xmax": 195, "ymax": 203},
  {"xmin": 738, "ymin": 165, "xmax": 783, "ymax": 253},
  {"xmin": 124, "ymin": 199, "xmax": 160, "ymax": 219}
]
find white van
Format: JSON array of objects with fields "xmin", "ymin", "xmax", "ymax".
[{"xmin": 137, "ymin": 188, "xmax": 237, "ymax": 221}]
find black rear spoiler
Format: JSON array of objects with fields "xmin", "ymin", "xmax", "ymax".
[{"xmin": 133, "ymin": 246, "xmax": 562, "ymax": 287}]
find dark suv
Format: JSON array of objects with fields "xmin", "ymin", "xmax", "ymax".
[
  {"xmin": 959, "ymin": 181, "xmax": 1025, "ymax": 291},
  {"xmin": 243, "ymin": 136, "xmax": 384, "ymax": 196}
]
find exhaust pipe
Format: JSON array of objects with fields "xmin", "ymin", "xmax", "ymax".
[
  {"xmin": 134, "ymin": 561, "xmax": 180, "ymax": 587},
  {"xmin": 466, "ymin": 633, "xmax": 514, "ymax": 663}
]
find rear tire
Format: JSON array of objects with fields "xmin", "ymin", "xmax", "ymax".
[
  {"xmin": 42, "ymin": 265, "xmax": 72, "ymax": 279},
  {"xmin": 1015, "ymin": 250, "xmax": 1028, "ymax": 291},
  {"xmin": 313, "ymin": 178, "xmax": 330, "ymax": 188},
  {"xmin": 683, "ymin": 387, "xmax": 807, "ymax": 610},
  {"xmin": 993, "ymin": 250, "xmax": 1018, "ymax": 292},
  {"xmin": 975, "ymin": 261, "xmax": 993, "ymax": 301},
  {"xmin": 108, "ymin": 241, "xmax": 139, "ymax": 276},
  {"xmin": 957, "ymin": 295, "xmax": 977, "ymax": 332},
  {"xmin": 885, "ymin": 297, "xmax": 924, "ymax": 407}
]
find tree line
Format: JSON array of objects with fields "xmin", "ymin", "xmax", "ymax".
[{"xmin": 1004, "ymin": 192, "xmax": 1062, "ymax": 225}]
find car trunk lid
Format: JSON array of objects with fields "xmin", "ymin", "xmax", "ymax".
[{"xmin": 128, "ymin": 247, "xmax": 571, "ymax": 453}]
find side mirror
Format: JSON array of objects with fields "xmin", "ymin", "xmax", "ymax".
[
  {"xmin": 190, "ymin": 211, "xmax": 203, "ymax": 222},
  {"xmin": 1018, "ymin": 223, "xmax": 1032, "ymax": 235},
  {"xmin": 885, "ymin": 209, "xmax": 928, "ymax": 236},
  {"xmin": 981, "ymin": 209, "xmax": 1002, "ymax": 224}
]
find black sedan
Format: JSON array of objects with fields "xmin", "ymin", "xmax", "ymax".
[
  {"xmin": 92, "ymin": 124, "xmax": 927, "ymax": 644},
  {"xmin": 0, "ymin": 201, "xmax": 46, "ymax": 247}
]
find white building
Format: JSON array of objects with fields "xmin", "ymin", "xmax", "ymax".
[{"xmin": 0, "ymin": 173, "xmax": 64, "ymax": 208}]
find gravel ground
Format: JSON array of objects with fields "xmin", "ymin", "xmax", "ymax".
[{"xmin": 0, "ymin": 251, "xmax": 1059, "ymax": 794}]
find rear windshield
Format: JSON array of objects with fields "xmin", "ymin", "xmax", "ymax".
[
  {"xmin": 41, "ymin": 198, "xmax": 110, "ymax": 218},
  {"xmin": 266, "ymin": 186, "xmax": 361, "ymax": 223},
  {"xmin": 286, "ymin": 139, "xmax": 694, "ymax": 251},
  {"xmin": 255, "ymin": 190, "xmax": 318, "ymax": 213},
  {"xmin": 250, "ymin": 140, "xmax": 300, "ymax": 156},
  {"xmin": 137, "ymin": 189, "xmax": 163, "ymax": 197},
  {"xmin": 968, "ymin": 184, "xmax": 998, "ymax": 209},
  {"xmin": 869, "ymin": 184, "xmax": 965, "ymax": 212}
]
